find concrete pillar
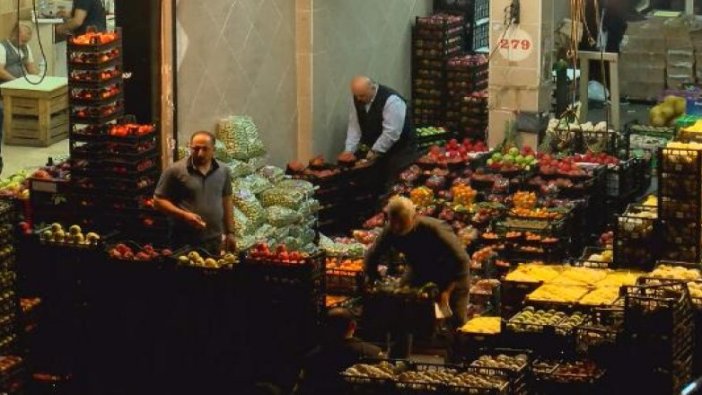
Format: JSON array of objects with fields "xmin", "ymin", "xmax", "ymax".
[{"xmin": 488, "ymin": 0, "xmax": 554, "ymax": 149}]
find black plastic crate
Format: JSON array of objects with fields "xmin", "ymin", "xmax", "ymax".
[
  {"xmin": 605, "ymin": 160, "xmax": 636, "ymax": 198},
  {"xmin": 325, "ymin": 267, "xmax": 364, "ymax": 295},
  {"xmin": 623, "ymin": 283, "xmax": 694, "ymax": 335},
  {"xmin": 532, "ymin": 361, "xmax": 606, "ymax": 395},
  {"xmin": 659, "ymin": 147, "xmax": 702, "ymax": 175},
  {"xmin": 659, "ymin": 172, "xmax": 701, "ymax": 199}
]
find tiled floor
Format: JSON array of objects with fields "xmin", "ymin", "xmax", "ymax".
[{"xmin": 1, "ymin": 138, "xmax": 69, "ymax": 177}]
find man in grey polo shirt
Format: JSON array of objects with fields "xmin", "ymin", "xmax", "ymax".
[{"xmin": 154, "ymin": 131, "xmax": 236, "ymax": 254}]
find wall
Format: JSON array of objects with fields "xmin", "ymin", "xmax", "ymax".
[
  {"xmin": 311, "ymin": 0, "xmax": 433, "ymax": 159},
  {"xmin": 176, "ymin": 0, "xmax": 298, "ymax": 167},
  {"xmin": 0, "ymin": 0, "xmax": 31, "ymax": 40}
]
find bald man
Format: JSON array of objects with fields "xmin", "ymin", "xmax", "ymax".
[
  {"xmin": 342, "ymin": 77, "xmax": 416, "ymax": 187},
  {"xmin": 0, "ymin": 23, "xmax": 38, "ymax": 82}
]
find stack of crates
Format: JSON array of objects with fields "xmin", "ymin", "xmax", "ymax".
[
  {"xmin": 0, "ymin": 201, "xmax": 22, "ymax": 394},
  {"xmin": 445, "ymin": 55, "xmax": 488, "ymax": 139},
  {"xmin": 658, "ymin": 146, "xmax": 702, "ymax": 262},
  {"xmin": 412, "ymin": 14, "xmax": 464, "ymax": 127}
]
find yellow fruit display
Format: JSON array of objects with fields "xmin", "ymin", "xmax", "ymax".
[
  {"xmin": 642, "ymin": 195, "xmax": 658, "ymax": 207},
  {"xmin": 556, "ymin": 267, "xmax": 609, "ymax": 286},
  {"xmin": 683, "ymin": 120, "xmax": 702, "ymax": 134},
  {"xmin": 459, "ymin": 316, "xmax": 502, "ymax": 334},
  {"xmin": 689, "ymin": 282, "xmax": 702, "ymax": 305},
  {"xmin": 650, "ymin": 265, "xmax": 701, "ymax": 281},
  {"xmin": 504, "ymin": 263, "xmax": 562, "ymax": 283},
  {"xmin": 527, "ymin": 284, "xmax": 590, "ymax": 304},
  {"xmin": 596, "ymin": 271, "xmax": 643, "ymax": 288},
  {"xmin": 579, "ymin": 287, "xmax": 620, "ymax": 306}
]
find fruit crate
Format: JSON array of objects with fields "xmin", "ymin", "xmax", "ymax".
[
  {"xmin": 659, "ymin": 172, "xmax": 702, "ymax": 199},
  {"xmin": 622, "ymin": 282, "xmax": 694, "ymax": 335},
  {"xmin": 455, "ymin": 331, "xmax": 503, "ymax": 363},
  {"xmin": 325, "ymin": 267, "xmax": 364, "ymax": 295},
  {"xmin": 341, "ymin": 360, "xmax": 404, "ymax": 394},
  {"xmin": 68, "ymin": 46, "xmax": 122, "ymax": 70},
  {"xmin": 658, "ymin": 196, "xmax": 701, "ymax": 222},
  {"xmin": 68, "ymin": 66, "xmax": 123, "ymax": 89},
  {"xmin": 604, "ymin": 160, "xmax": 635, "ymax": 198},
  {"xmin": 659, "ymin": 219, "xmax": 701, "ymax": 255},
  {"xmin": 69, "ymin": 99, "xmax": 124, "ymax": 125},
  {"xmin": 101, "ymin": 156, "xmax": 159, "ymax": 177},
  {"xmin": 414, "ymin": 15, "xmax": 465, "ymax": 38},
  {"xmin": 242, "ymin": 251, "xmax": 325, "ymax": 288},
  {"xmin": 659, "ymin": 146, "xmax": 702, "ymax": 175},
  {"xmin": 503, "ymin": 311, "xmax": 583, "ymax": 358},
  {"xmin": 500, "ymin": 280, "xmax": 543, "ymax": 318},
  {"xmin": 532, "ymin": 360, "xmax": 606, "ymax": 395},
  {"xmin": 468, "ymin": 348, "xmax": 531, "ymax": 395},
  {"xmin": 575, "ymin": 247, "xmax": 612, "ymax": 269}
]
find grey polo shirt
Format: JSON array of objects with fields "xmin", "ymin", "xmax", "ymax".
[{"xmin": 155, "ymin": 158, "xmax": 232, "ymax": 244}]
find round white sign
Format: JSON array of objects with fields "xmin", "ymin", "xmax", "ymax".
[{"xmin": 497, "ymin": 26, "xmax": 534, "ymax": 62}]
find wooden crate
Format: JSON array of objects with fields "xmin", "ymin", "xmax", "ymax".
[{"xmin": 1, "ymin": 77, "xmax": 69, "ymax": 147}]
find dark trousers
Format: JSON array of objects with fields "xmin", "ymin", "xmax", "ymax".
[{"xmin": 389, "ymin": 276, "xmax": 469, "ymax": 359}]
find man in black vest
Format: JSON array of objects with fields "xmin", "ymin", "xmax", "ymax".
[{"xmin": 342, "ymin": 76, "xmax": 417, "ymax": 188}]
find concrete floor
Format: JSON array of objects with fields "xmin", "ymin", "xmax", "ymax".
[{"xmin": 2, "ymin": 138, "xmax": 69, "ymax": 176}]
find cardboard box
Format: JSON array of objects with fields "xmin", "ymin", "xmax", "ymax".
[
  {"xmin": 667, "ymin": 49, "xmax": 695, "ymax": 64},
  {"xmin": 619, "ymin": 81, "xmax": 665, "ymax": 100},
  {"xmin": 621, "ymin": 36, "xmax": 666, "ymax": 53},
  {"xmin": 621, "ymin": 81, "xmax": 665, "ymax": 101},
  {"xmin": 619, "ymin": 65, "xmax": 666, "ymax": 84},
  {"xmin": 668, "ymin": 63, "xmax": 694, "ymax": 77},
  {"xmin": 668, "ymin": 75, "xmax": 695, "ymax": 89},
  {"xmin": 627, "ymin": 17, "xmax": 666, "ymax": 37},
  {"xmin": 619, "ymin": 52, "xmax": 667, "ymax": 68}
]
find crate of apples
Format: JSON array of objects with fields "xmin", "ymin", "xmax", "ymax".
[
  {"xmin": 108, "ymin": 242, "xmax": 172, "ymax": 262},
  {"xmin": 487, "ymin": 146, "xmax": 537, "ymax": 173}
]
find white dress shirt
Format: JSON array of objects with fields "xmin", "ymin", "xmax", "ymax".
[{"xmin": 345, "ymin": 92, "xmax": 407, "ymax": 154}]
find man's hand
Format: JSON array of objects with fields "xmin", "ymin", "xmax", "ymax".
[
  {"xmin": 438, "ymin": 290, "xmax": 451, "ymax": 312},
  {"xmin": 182, "ymin": 212, "xmax": 206, "ymax": 229},
  {"xmin": 366, "ymin": 150, "xmax": 380, "ymax": 162},
  {"xmin": 222, "ymin": 233, "xmax": 237, "ymax": 253}
]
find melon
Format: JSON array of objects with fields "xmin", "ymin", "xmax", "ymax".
[
  {"xmin": 674, "ymin": 97, "xmax": 687, "ymax": 116},
  {"xmin": 659, "ymin": 103, "xmax": 675, "ymax": 120}
]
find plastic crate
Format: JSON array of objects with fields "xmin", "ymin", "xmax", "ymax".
[
  {"xmin": 659, "ymin": 147, "xmax": 702, "ymax": 175},
  {"xmin": 242, "ymin": 251, "xmax": 325, "ymax": 289},
  {"xmin": 532, "ymin": 360, "xmax": 606, "ymax": 395},
  {"xmin": 325, "ymin": 268, "xmax": 364, "ymax": 295},
  {"xmin": 469, "ymin": 348, "xmax": 531, "ymax": 395},
  {"xmin": 605, "ymin": 160, "xmax": 635, "ymax": 198},
  {"xmin": 623, "ymin": 282, "xmax": 694, "ymax": 335}
]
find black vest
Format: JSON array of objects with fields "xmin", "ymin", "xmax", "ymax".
[{"xmin": 354, "ymin": 85, "xmax": 414, "ymax": 151}]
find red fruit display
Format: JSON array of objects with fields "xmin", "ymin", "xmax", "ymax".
[
  {"xmin": 108, "ymin": 243, "xmax": 171, "ymax": 261},
  {"xmin": 248, "ymin": 243, "xmax": 308, "ymax": 265}
]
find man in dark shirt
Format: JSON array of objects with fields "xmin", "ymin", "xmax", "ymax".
[
  {"xmin": 154, "ymin": 131, "xmax": 236, "ymax": 254},
  {"xmin": 56, "ymin": 0, "xmax": 107, "ymax": 36},
  {"xmin": 296, "ymin": 308, "xmax": 383, "ymax": 395},
  {"xmin": 365, "ymin": 196, "xmax": 471, "ymax": 327}
]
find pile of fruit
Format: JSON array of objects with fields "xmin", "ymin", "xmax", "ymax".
[
  {"xmin": 247, "ymin": 243, "xmax": 311, "ymax": 265},
  {"xmin": 0, "ymin": 171, "xmax": 30, "ymax": 200},
  {"xmin": 649, "ymin": 264, "xmax": 701, "ymax": 281},
  {"xmin": 459, "ymin": 316, "xmax": 501, "ymax": 334},
  {"xmin": 649, "ymin": 95, "xmax": 686, "ymax": 127},
  {"xmin": 537, "ymin": 155, "xmax": 590, "ymax": 177},
  {"xmin": 571, "ymin": 151, "xmax": 620, "ymax": 166},
  {"xmin": 486, "ymin": 146, "xmax": 537, "ymax": 172},
  {"xmin": 553, "ymin": 267, "xmax": 609, "ymax": 286},
  {"xmin": 470, "ymin": 354, "xmax": 528, "ymax": 371},
  {"xmin": 176, "ymin": 250, "xmax": 237, "ymax": 269},
  {"xmin": 410, "ymin": 186, "xmax": 434, "ymax": 207},
  {"xmin": 554, "ymin": 311, "xmax": 588, "ymax": 334},
  {"xmin": 513, "ymin": 191, "xmax": 537, "ymax": 209},
  {"xmin": 39, "ymin": 224, "xmax": 100, "ymax": 247},
  {"xmin": 418, "ymin": 139, "xmax": 488, "ymax": 167},
  {"xmin": 108, "ymin": 243, "xmax": 172, "ymax": 261},
  {"xmin": 509, "ymin": 207, "xmax": 563, "ymax": 220},
  {"xmin": 451, "ymin": 184, "xmax": 476, "ymax": 206},
  {"xmin": 416, "ymin": 126, "xmax": 449, "ymax": 138},
  {"xmin": 343, "ymin": 361, "xmax": 397, "ymax": 380},
  {"xmin": 527, "ymin": 284, "xmax": 590, "ymax": 304},
  {"xmin": 579, "ymin": 287, "xmax": 621, "ymax": 306},
  {"xmin": 505, "ymin": 264, "xmax": 561, "ymax": 283},
  {"xmin": 446, "ymin": 372, "xmax": 508, "ymax": 390},
  {"xmin": 507, "ymin": 307, "xmax": 567, "ymax": 332},
  {"xmin": 108, "ymin": 124, "xmax": 155, "ymax": 138},
  {"xmin": 70, "ymin": 31, "xmax": 119, "ymax": 46},
  {"xmin": 325, "ymin": 257, "xmax": 363, "ymax": 272}
]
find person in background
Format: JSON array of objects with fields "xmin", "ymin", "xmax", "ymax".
[
  {"xmin": 0, "ymin": 22, "xmax": 38, "ymax": 175},
  {"xmin": 341, "ymin": 76, "xmax": 417, "ymax": 188},
  {"xmin": 296, "ymin": 307, "xmax": 383, "ymax": 394},
  {"xmin": 364, "ymin": 196, "xmax": 470, "ymax": 357},
  {"xmin": 0, "ymin": 22, "xmax": 38, "ymax": 82},
  {"xmin": 154, "ymin": 131, "xmax": 236, "ymax": 254},
  {"xmin": 56, "ymin": 0, "xmax": 107, "ymax": 36}
]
